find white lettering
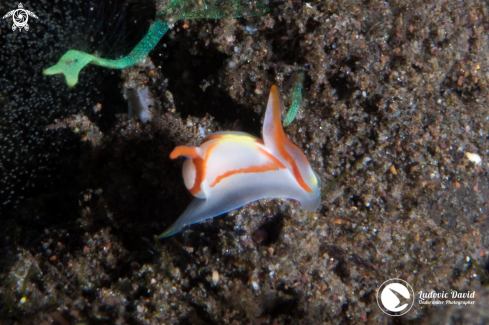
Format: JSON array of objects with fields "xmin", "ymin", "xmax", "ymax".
[
  {"xmin": 418, "ymin": 291, "xmax": 449, "ymax": 300},
  {"xmin": 451, "ymin": 291, "xmax": 475, "ymax": 299}
]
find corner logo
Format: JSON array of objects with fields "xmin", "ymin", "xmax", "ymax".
[
  {"xmin": 376, "ymin": 278, "xmax": 414, "ymax": 316},
  {"xmin": 2, "ymin": 3, "xmax": 38, "ymax": 32}
]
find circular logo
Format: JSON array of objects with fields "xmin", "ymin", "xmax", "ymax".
[
  {"xmin": 376, "ymin": 278, "xmax": 414, "ymax": 316},
  {"xmin": 13, "ymin": 9, "xmax": 28, "ymax": 27}
]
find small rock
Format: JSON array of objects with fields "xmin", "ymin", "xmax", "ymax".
[
  {"xmin": 212, "ymin": 270, "xmax": 219, "ymax": 285},
  {"xmin": 389, "ymin": 165, "xmax": 397, "ymax": 175},
  {"xmin": 465, "ymin": 152, "xmax": 482, "ymax": 164}
]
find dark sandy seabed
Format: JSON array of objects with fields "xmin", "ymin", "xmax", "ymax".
[{"xmin": 1, "ymin": 0, "xmax": 489, "ymax": 324}]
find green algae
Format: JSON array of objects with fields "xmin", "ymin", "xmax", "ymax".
[
  {"xmin": 43, "ymin": 0, "xmax": 268, "ymax": 87},
  {"xmin": 283, "ymin": 71, "xmax": 305, "ymax": 127}
]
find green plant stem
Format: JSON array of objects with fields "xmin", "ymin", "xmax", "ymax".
[{"xmin": 284, "ymin": 71, "xmax": 305, "ymax": 127}]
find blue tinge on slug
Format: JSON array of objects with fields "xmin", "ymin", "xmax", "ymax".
[{"xmin": 158, "ymin": 85, "xmax": 321, "ymax": 238}]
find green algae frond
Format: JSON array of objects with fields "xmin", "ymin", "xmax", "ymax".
[
  {"xmin": 43, "ymin": 21, "xmax": 169, "ymax": 87},
  {"xmin": 283, "ymin": 71, "xmax": 305, "ymax": 127},
  {"xmin": 43, "ymin": 0, "xmax": 268, "ymax": 87}
]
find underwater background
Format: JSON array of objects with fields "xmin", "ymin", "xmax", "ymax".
[{"xmin": 1, "ymin": 0, "xmax": 489, "ymax": 323}]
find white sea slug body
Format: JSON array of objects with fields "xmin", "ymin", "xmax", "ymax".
[{"xmin": 159, "ymin": 85, "xmax": 321, "ymax": 238}]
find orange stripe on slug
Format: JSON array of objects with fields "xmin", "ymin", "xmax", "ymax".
[
  {"xmin": 210, "ymin": 162, "xmax": 280, "ymax": 188},
  {"xmin": 170, "ymin": 146, "xmax": 204, "ymax": 195},
  {"xmin": 170, "ymin": 146, "xmax": 199, "ymax": 159},
  {"xmin": 269, "ymin": 85, "xmax": 312, "ymax": 193},
  {"xmin": 256, "ymin": 147, "xmax": 286, "ymax": 169},
  {"xmin": 188, "ymin": 156, "xmax": 204, "ymax": 195},
  {"xmin": 283, "ymin": 137, "xmax": 312, "ymax": 192},
  {"xmin": 209, "ymin": 147, "xmax": 285, "ymax": 187},
  {"xmin": 200, "ymin": 141, "xmax": 220, "ymax": 192}
]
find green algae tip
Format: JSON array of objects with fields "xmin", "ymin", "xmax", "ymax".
[
  {"xmin": 43, "ymin": 0, "xmax": 268, "ymax": 87},
  {"xmin": 283, "ymin": 71, "xmax": 305, "ymax": 127}
]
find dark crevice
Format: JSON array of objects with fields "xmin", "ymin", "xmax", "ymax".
[
  {"xmin": 267, "ymin": 18, "xmax": 306, "ymax": 66},
  {"xmin": 252, "ymin": 214, "xmax": 284, "ymax": 246},
  {"xmin": 328, "ymin": 71, "xmax": 356, "ymax": 102},
  {"xmin": 264, "ymin": 296, "xmax": 301, "ymax": 319},
  {"xmin": 322, "ymin": 244, "xmax": 351, "ymax": 282},
  {"xmin": 155, "ymin": 25, "xmax": 261, "ymax": 136},
  {"xmin": 362, "ymin": 93, "xmax": 382, "ymax": 115}
]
